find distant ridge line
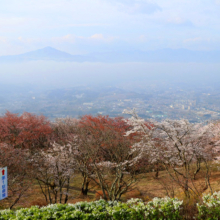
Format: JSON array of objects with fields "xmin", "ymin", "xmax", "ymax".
[{"xmin": 0, "ymin": 47, "xmax": 220, "ymax": 63}]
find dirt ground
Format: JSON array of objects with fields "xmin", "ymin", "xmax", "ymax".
[{"xmin": 3, "ymin": 164, "xmax": 220, "ymax": 209}]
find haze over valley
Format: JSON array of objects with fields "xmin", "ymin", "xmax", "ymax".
[{"xmin": 0, "ymin": 53, "xmax": 220, "ymax": 122}]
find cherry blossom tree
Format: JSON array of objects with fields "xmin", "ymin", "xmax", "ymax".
[
  {"xmin": 51, "ymin": 117, "xmax": 93, "ymax": 196},
  {"xmin": 124, "ymin": 109, "xmax": 217, "ymax": 198},
  {"xmin": 33, "ymin": 143, "xmax": 75, "ymax": 204}
]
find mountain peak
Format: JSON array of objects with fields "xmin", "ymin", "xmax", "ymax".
[
  {"xmin": 43, "ymin": 46, "xmax": 54, "ymax": 49},
  {"xmin": 35, "ymin": 46, "xmax": 71, "ymax": 54},
  {"xmin": 0, "ymin": 47, "xmax": 88, "ymax": 62},
  {"xmin": 17, "ymin": 46, "xmax": 74, "ymax": 60},
  {"xmin": 40, "ymin": 46, "xmax": 60, "ymax": 51}
]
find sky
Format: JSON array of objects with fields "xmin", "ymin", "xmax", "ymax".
[{"xmin": 1, "ymin": 0, "xmax": 220, "ymax": 56}]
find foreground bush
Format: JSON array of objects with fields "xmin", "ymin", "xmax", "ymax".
[
  {"xmin": 197, "ymin": 191, "xmax": 220, "ymax": 220},
  {"xmin": 0, "ymin": 197, "xmax": 182, "ymax": 220}
]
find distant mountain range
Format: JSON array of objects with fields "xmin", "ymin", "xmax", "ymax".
[{"xmin": 0, "ymin": 46, "xmax": 220, "ymax": 63}]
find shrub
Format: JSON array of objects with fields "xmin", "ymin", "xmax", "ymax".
[
  {"xmin": 197, "ymin": 191, "xmax": 220, "ymax": 220},
  {"xmin": 0, "ymin": 197, "xmax": 183, "ymax": 220}
]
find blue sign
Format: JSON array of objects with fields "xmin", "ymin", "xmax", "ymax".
[{"xmin": 0, "ymin": 167, "xmax": 8, "ymax": 200}]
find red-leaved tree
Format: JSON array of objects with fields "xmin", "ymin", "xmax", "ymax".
[
  {"xmin": 0, "ymin": 111, "xmax": 52, "ymax": 208},
  {"xmin": 0, "ymin": 111, "xmax": 52, "ymax": 150},
  {"xmin": 76, "ymin": 115, "xmax": 144, "ymax": 201}
]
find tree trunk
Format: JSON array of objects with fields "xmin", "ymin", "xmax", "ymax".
[
  {"xmin": 81, "ymin": 180, "xmax": 90, "ymax": 196},
  {"xmin": 155, "ymin": 163, "xmax": 159, "ymax": 178}
]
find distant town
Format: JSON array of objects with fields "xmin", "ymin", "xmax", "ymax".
[{"xmin": 0, "ymin": 82, "xmax": 220, "ymax": 123}]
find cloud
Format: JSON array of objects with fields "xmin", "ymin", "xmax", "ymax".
[
  {"xmin": 184, "ymin": 37, "xmax": 201, "ymax": 43},
  {"xmin": 183, "ymin": 37, "xmax": 211, "ymax": 45},
  {"xmin": 89, "ymin": 34, "xmax": 116, "ymax": 42},
  {"xmin": 52, "ymin": 34, "xmax": 117, "ymax": 44},
  {"xmin": 50, "ymin": 23, "xmax": 109, "ymax": 29},
  {"xmin": 90, "ymin": 34, "xmax": 105, "ymax": 40},
  {"xmin": 17, "ymin": 36, "xmax": 43, "ymax": 45},
  {"xmin": 182, "ymin": 37, "xmax": 216, "ymax": 50},
  {"xmin": 165, "ymin": 17, "xmax": 194, "ymax": 27},
  {"xmin": 116, "ymin": 0, "xmax": 162, "ymax": 14},
  {"xmin": 0, "ymin": 37, "xmax": 7, "ymax": 43},
  {"xmin": 59, "ymin": 34, "xmax": 76, "ymax": 43},
  {"xmin": 0, "ymin": 17, "xmax": 27, "ymax": 30},
  {"xmin": 139, "ymin": 35, "xmax": 147, "ymax": 42}
]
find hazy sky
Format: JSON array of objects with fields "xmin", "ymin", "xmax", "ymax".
[{"xmin": 1, "ymin": 0, "xmax": 220, "ymax": 55}]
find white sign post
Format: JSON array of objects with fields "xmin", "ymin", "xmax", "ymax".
[{"xmin": 0, "ymin": 167, "xmax": 8, "ymax": 200}]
